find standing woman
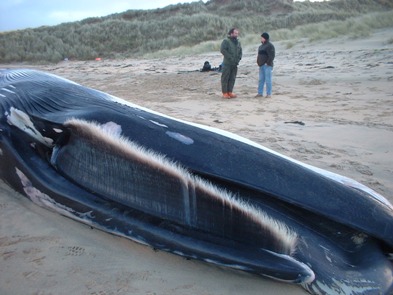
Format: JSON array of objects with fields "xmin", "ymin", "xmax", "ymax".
[
  {"xmin": 256, "ymin": 32, "xmax": 275, "ymax": 98},
  {"xmin": 220, "ymin": 28, "xmax": 242, "ymax": 99}
]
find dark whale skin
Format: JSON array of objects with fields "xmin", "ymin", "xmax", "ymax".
[{"xmin": 0, "ymin": 69, "xmax": 392, "ymax": 295}]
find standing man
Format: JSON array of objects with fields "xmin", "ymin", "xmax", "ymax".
[
  {"xmin": 220, "ymin": 28, "xmax": 242, "ymax": 99},
  {"xmin": 256, "ymin": 32, "xmax": 275, "ymax": 98}
]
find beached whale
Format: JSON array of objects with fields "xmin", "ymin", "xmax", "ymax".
[{"xmin": 0, "ymin": 69, "xmax": 392, "ymax": 295}]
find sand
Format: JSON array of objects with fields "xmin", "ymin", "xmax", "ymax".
[{"xmin": 1, "ymin": 28, "xmax": 392, "ymax": 295}]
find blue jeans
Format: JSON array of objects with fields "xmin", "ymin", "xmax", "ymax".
[{"xmin": 258, "ymin": 65, "xmax": 272, "ymax": 95}]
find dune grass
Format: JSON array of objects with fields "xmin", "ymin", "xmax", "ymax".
[
  {"xmin": 0, "ymin": 1, "xmax": 392, "ymax": 63},
  {"xmin": 145, "ymin": 10, "xmax": 393, "ymax": 59}
]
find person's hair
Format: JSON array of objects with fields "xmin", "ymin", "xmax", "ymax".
[{"xmin": 228, "ymin": 27, "xmax": 238, "ymax": 35}]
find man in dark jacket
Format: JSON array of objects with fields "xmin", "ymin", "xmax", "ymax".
[
  {"xmin": 220, "ymin": 28, "xmax": 242, "ymax": 99},
  {"xmin": 256, "ymin": 32, "xmax": 275, "ymax": 98}
]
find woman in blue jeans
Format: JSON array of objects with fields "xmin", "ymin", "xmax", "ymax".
[{"xmin": 256, "ymin": 32, "xmax": 275, "ymax": 98}]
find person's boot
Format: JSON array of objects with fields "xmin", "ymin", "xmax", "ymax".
[
  {"xmin": 228, "ymin": 92, "xmax": 237, "ymax": 98},
  {"xmin": 222, "ymin": 92, "xmax": 231, "ymax": 99}
]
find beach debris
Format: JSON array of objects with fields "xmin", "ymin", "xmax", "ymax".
[{"xmin": 284, "ymin": 121, "xmax": 305, "ymax": 126}]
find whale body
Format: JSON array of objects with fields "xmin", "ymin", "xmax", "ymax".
[{"xmin": 0, "ymin": 69, "xmax": 392, "ymax": 294}]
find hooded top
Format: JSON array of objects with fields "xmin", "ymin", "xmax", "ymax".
[
  {"xmin": 220, "ymin": 36, "xmax": 242, "ymax": 66},
  {"xmin": 257, "ymin": 40, "xmax": 275, "ymax": 67}
]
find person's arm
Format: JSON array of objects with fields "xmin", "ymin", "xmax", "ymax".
[
  {"xmin": 221, "ymin": 39, "xmax": 235, "ymax": 64},
  {"xmin": 238, "ymin": 42, "xmax": 243, "ymax": 64},
  {"xmin": 267, "ymin": 44, "xmax": 275, "ymax": 66},
  {"xmin": 220, "ymin": 39, "xmax": 229, "ymax": 58}
]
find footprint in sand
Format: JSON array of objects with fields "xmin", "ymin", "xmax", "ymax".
[
  {"xmin": 349, "ymin": 161, "xmax": 373, "ymax": 176},
  {"xmin": 65, "ymin": 245, "xmax": 86, "ymax": 256}
]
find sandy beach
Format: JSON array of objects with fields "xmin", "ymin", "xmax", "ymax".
[{"xmin": 1, "ymin": 28, "xmax": 393, "ymax": 295}]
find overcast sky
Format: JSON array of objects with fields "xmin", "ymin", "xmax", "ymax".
[
  {"xmin": 0, "ymin": 0, "xmax": 320, "ymax": 32},
  {"xmin": 0, "ymin": 0, "xmax": 209, "ymax": 32}
]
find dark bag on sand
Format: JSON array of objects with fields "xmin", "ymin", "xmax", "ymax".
[{"xmin": 201, "ymin": 61, "xmax": 212, "ymax": 72}]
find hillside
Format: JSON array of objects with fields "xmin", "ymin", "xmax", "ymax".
[{"xmin": 0, "ymin": 0, "xmax": 392, "ymax": 63}]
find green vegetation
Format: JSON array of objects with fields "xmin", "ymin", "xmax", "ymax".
[
  {"xmin": 0, "ymin": 0, "xmax": 392, "ymax": 63},
  {"xmin": 273, "ymin": 10, "xmax": 393, "ymax": 42}
]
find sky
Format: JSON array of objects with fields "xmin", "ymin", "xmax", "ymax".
[
  {"xmin": 0, "ymin": 0, "xmax": 322, "ymax": 32},
  {"xmin": 0, "ymin": 0, "xmax": 209, "ymax": 32}
]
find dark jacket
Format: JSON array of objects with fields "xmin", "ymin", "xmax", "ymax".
[
  {"xmin": 220, "ymin": 37, "xmax": 242, "ymax": 66},
  {"xmin": 257, "ymin": 41, "xmax": 275, "ymax": 67}
]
